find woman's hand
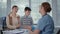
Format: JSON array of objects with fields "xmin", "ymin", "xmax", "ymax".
[
  {"xmin": 16, "ymin": 24, "xmax": 20, "ymax": 29},
  {"xmin": 30, "ymin": 29, "xmax": 40, "ymax": 34}
]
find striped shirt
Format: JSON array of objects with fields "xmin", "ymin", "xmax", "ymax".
[{"xmin": 20, "ymin": 15, "xmax": 33, "ymax": 28}]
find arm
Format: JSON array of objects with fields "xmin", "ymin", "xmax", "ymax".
[
  {"xmin": 30, "ymin": 19, "xmax": 42, "ymax": 34},
  {"xmin": 6, "ymin": 16, "xmax": 16, "ymax": 29},
  {"xmin": 26, "ymin": 17, "xmax": 33, "ymax": 30},
  {"xmin": 16, "ymin": 16, "xmax": 21, "ymax": 28},
  {"xmin": 31, "ymin": 17, "xmax": 33, "ymax": 25},
  {"xmin": 30, "ymin": 29, "xmax": 40, "ymax": 34}
]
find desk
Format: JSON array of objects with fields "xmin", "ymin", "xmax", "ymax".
[{"xmin": 3, "ymin": 29, "xmax": 30, "ymax": 34}]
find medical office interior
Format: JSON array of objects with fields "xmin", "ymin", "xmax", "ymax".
[{"xmin": 0, "ymin": 0, "xmax": 60, "ymax": 34}]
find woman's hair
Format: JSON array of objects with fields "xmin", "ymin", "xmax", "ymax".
[
  {"xmin": 12, "ymin": 5, "xmax": 18, "ymax": 9},
  {"xmin": 41, "ymin": 2, "xmax": 52, "ymax": 12}
]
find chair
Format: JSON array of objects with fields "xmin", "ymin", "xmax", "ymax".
[
  {"xmin": 2, "ymin": 17, "xmax": 7, "ymax": 30},
  {"xmin": 56, "ymin": 29, "xmax": 60, "ymax": 34},
  {"xmin": 0, "ymin": 17, "xmax": 3, "ymax": 30},
  {"xmin": 0, "ymin": 17, "xmax": 6, "ymax": 34}
]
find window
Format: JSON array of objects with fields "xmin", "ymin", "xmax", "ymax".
[
  {"xmin": 11, "ymin": 0, "xmax": 29, "ymax": 16},
  {"xmin": 11, "ymin": 0, "xmax": 52, "ymax": 24},
  {"xmin": 0, "ymin": 0, "xmax": 53, "ymax": 24},
  {"xmin": 0, "ymin": 0, "xmax": 7, "ymax": 17},
  {"xmin": 31, "ymin": 0, "xmax": 52, "ymax": 24},
  {"xmin": 0, "ymin": 0, "xmax": 52, "ymax": 24},
  {"xmin": 0, "ymin": 0, "xmax": 7, "ymax": 30}
]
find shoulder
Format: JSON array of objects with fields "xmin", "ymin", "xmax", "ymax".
[
  {"xmin": 7, "ymin": 13, "xmax": 12, "ymax": 18},
  {"xmin": 43, "ymin": 14, "xmax": 52, "ymax": 20},
  {"xmin": 16, "ymin": 14, "xmax": 20, "ymax": 18},
  {"xmin": 42, "ymin": 14, "xmax": 53, "ymax": 24},
  {"xmin": 38, "ymin": 15, "xmax": 51, "ymax": 23},
  {"xmin": 6, "ymin": 14, "xmax": 11, "ymax": 19}
]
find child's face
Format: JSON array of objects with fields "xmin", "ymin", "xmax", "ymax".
[{"xmin": 25, "ymin": 10, "xmax": 31, "ymax": 16}]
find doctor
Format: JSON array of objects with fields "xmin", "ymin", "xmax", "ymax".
[{"xmin": 30, "ymin": 2, "xmax": 54, "ymax": 34}]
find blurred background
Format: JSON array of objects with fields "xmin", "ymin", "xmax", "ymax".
[{"xmin": 0, "ymin": 0, "xmax": 60, "ymax": 34}]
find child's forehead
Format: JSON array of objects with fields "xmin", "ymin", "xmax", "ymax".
[{"xmin": 25, "ymin": 10, "xmax": 31, "ymax": 12}]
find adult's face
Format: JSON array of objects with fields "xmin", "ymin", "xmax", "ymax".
[
  {"xmin": 39, "ymin": 5, "xmax": 45, "ymax": 15},
  {"xmin": 12, "ymin": 7, "xmax": 18, "ymax": 13}
]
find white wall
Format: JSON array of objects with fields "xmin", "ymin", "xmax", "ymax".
[{"xmin": 52, "ymin": 0, "xmax": 60, "ymax": 28}]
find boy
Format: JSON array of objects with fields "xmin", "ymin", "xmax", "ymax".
[{"xmin": 21, "ymin": 7, "xmax": 33, "ymax": 30}]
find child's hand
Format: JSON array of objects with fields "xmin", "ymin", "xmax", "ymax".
[
  {"xmin": 27, "ymin": 26, "xmax": 32, "ymax": 30},
  {"xmin": 24, "ymin": 26, "xmax": 32, "ymax": 30}
]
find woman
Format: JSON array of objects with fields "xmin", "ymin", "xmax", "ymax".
[
  {"xmin": 6, "ymin": 5, "xmax": 20, "ymax": 30},
  {"xmin": 30, "ymin": 2, "xmax": 54, "ymax": 34}
]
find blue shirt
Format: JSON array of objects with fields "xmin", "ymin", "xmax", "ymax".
[{"xmin": 36, "ymin": 14, "xmax": 54, "ymax": 34}]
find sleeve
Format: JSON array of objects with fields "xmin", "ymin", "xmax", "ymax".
[
  {"xmin": 45, "ymin": 23, "xmax": 54, "ymax": 33},
  {"xmin": 20, "ymin": 17, "xmax": 23, "ymax": 28},
  {"xmin": 44, "ymin": 20, "xmax": 54, "ymax": 33},
  {"xmin": 30, "ymin": 17, "xmax": 33, "ymax": 25},
  {"xmin": 17, "ymin": 15, "xmax": 20, "ymax": 24},
  {"xmin": 36, "ymin": 19, "xmax": 47, "ymax": 31},
  {"xmin": 16, "ymin": 15, "xmax": 21, "ymax": 28},
  {"xmin": 20, "ymin": 17, "xmax": 23, "ymax": 25},
  {"xmin": 6, "ymin": 16, "xmax": 16, "ymax": 29}
]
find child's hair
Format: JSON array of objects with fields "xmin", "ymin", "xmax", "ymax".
[{"xmin": 24, "ymin": 7, "xmax": 31, "ymax": 11}]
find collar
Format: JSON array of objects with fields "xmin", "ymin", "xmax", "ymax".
[{"xmin": 42, "ymin": 14, "xmax": 47, "ymax": 17}]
